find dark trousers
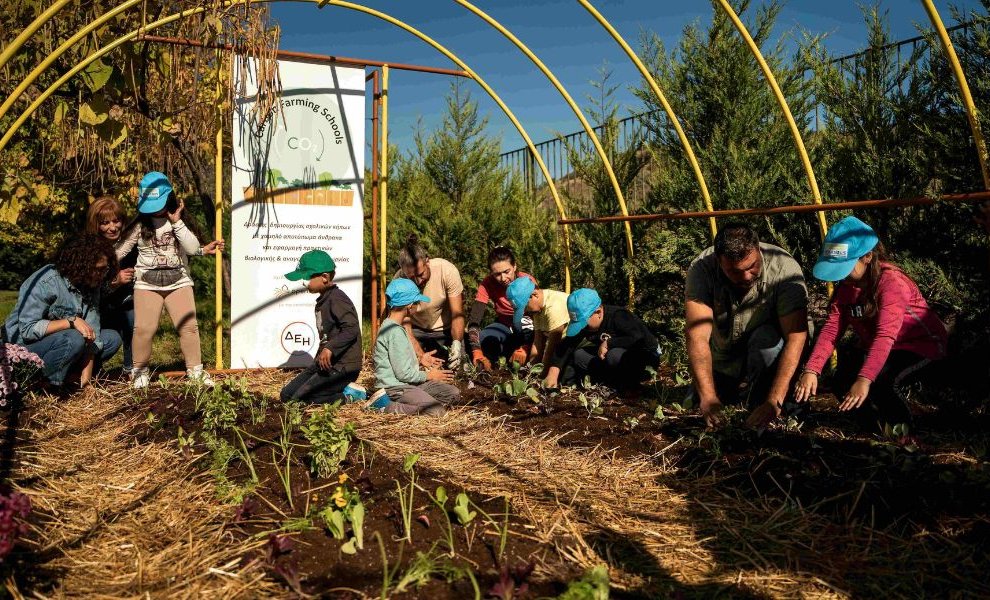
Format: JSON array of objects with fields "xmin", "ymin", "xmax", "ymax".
[
  {"xmin": 832, "ymin": 347, "xmax": 929, "ymax": 428},
  {"xmin": 479, "ymin": 322, "xmax": 534, "ymax": 362},
  {"xmin": 280, "ymin": 364, "xmax": 360, "ymax": 405},
  {"xmin": 561, "ymin": 346, "xmax": 661, "ymax": 392},
  {"xmin": 27, "ymin": 329, "xmax": 121, "ymax": 387},
  {"xmin": 102, "ymin": 303, "xmax": 134, "ymax": 371}
]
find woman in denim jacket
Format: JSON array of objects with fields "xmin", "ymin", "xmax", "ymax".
[{"xmin": 4, "ymin": 235, "xmax": 121, "ymax": 389}]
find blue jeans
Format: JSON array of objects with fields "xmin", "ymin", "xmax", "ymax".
[
  {"xmin": 479, "ymin": 322, "xmax": 534, "ymax": 362},
  {"xmin": 27, "ymin": 329, "xmax": 122, "ymax": 386},
  {"xmin": 102, "ymin": 305, "xmax": 134, "ymax": 371}
]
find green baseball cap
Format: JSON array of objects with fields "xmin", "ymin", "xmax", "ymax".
[{"xmin": 285, "ymin": 249, "xmax": 336, "ymax": 281}]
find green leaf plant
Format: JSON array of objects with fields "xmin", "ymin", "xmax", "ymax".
[{"xmin": 395, "ymin": 453, "xmax": 420, "ymax": 544}]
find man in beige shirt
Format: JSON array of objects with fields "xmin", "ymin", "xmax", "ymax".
[
  {"xmin": 685, "ymin": 222, "xmax": 808, "ymax": 429},
  {"xmin": 393, "ymin": 235, "xmax": 466, "ymax": 369}
]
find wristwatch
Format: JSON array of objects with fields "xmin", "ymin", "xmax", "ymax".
[{"xmin": 67, "ymin": 315, "xmax": 76, "ymax": 330}]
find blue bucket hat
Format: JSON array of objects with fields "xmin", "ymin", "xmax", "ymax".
[
  {"xmin": 386, "ymin": 278, "xmax": 430, "ymax": 308},
  {"xmin": 565, "ymin": 288, "xmax": 602, "ymax": 337},
  {"xmin": 137, "ymin": 171, "xmax": 173, "ymax": 214},
  {"xmin": 506, "ymin": 276, "xmax": 536, "ymax": 330},
  {"xmin": 813, "ymin": 216, "xmax": 879, "ymax": 282}
]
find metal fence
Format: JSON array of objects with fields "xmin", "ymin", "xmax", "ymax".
[{"xmin": 499, "ymin": 19, "xmax": 981, "ymax": 207}]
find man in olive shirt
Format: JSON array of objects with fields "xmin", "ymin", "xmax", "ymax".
[{"xmin": 684, "ymin": 222, "xmax": 808, "ymax": 428}]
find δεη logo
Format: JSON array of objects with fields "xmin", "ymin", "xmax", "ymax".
[{"xmin": 281, "ymin": 322, "xmax": 317, "ymax": 355}]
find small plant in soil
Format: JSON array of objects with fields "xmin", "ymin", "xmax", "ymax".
[
  {"xmin": 318, "ymin": 474, "xmax": 365, "ymax": 553},
  {"xmin": 557, "ymin": 564, "xmax": 609, "ymax": 600},
  {"xmin": 494, "ymin": 363, "xmax": 545, "ymax": 402},
  {"xmin": 300, "ymin": 403, "xmax": 354, "ymax": 479},
  {"xmin": 395, "ymin": 453, "xmax": 420, "ymax": 543},
  {"xmin": 176, "ymin": 426, "xmax": 196, "ymax": 459},
  {"xmin": 199, "ymin": 384, "xmax": 239, "ymax": 432},
  {"xmin": 452, "ymin": 491, "xmax": 477, "ymax": 525},
  {"xmin": 487, "ymin": 561, "xmax": 534, "ymax": 600},
  {"xmin": 426, "ymin": 485, "xmax": 457, "ymax": 556},
  {"xmin": 393, "ymin": 546, "xmax": 480, "ymax": 595}
]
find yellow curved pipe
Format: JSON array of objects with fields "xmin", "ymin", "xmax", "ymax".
[
  {"xmin": 922, "ymin": 0, "xmax": 990, "ymax": 190},
  {"xmin": 714, "ymin": 0, "xmax": 828, "ymax": 239},
  {"xmin": 380, "ymin": 64, "xmax": 389, "ymax": 295},
  {"xmin": 0, "ymin": 8, "xmax": 214, "ymax": 153},
  {"xmin": 0, "ymin": 0, "xmax": 74, "ymax": 72},
  {"xmin": 323, "ymin": 0, "xmax": 572, "ymax": 291},
  {"xmin": 578, "ymin": 0, "xmax": 717, "ymax": 239},
  {"xmin": 0, "ymin": 0, "xmax": 146, "ymax": 125},
  {"xmin": 453, "ymin": 0, "xmax": 632, "ymax": 301},
  {"xmin": 0, "ymin": 0, "xmax": 573, "ymax": 291}
]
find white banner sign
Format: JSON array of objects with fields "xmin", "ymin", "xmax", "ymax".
[{"xmin": 230, "ymin": 58, "xmax": 365, "ymax": 368}]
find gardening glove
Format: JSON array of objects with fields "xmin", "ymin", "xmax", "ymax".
[
  {"xmin": 472, "ymin": 348, "xmax": 492, "ymax": 371},
  {"xmin": 447, "ymin": 340, "xmax": 465, "ymax": 369},
  {"xmin": 510, "ymin": 346, "xmax": 529, "ymax": 366}
]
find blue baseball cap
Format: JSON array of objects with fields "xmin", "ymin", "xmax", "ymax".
[
  {"xmin": 565, "ymin": 288, "xmax": 602, "ymax": 337},
  {"xmin": 506, "ymin": 277, "xmax": 536, "ymax": 330},
  {"xmin": 386, "ymin": 278, "xmax": 430, "ymax": 308},
  {"xmin": 813, "ymin": 216, "xmax": 879, "ymax": 281},
  {"xmin": 137, "ymin": 171, "xmax": 173, "ymax": 214}
]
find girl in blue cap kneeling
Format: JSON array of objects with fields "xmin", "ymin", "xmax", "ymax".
[
  {"xmin": 794, "ymin": 216, "xmax": 947, "ymax": 428},
  {"xmin": 371, "ymin": 279, "xmax": 461, "ymax": 415}
]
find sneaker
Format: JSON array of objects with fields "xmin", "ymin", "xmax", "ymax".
[
  {"xmin": 186, "ymin": 365, "xmax": 215, "ymax": 387},
  {"xmin": 131, "ymin": 368, "xmax": 150, "ymax": 390}
]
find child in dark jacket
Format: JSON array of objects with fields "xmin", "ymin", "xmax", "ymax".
[
  {"xmin": 280, "ymin": 250, "xmax": 362, "ymax": 404},
  {"xmin": 542, "ymin": 288, "xmax": 661, "ymax": 394},
  {"xmin": 794, "ymin": 217, "xmax": 948, "ymax": 428}
]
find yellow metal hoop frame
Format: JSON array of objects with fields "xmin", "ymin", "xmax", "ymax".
[
  {"xmin": 715, "ymin": 0, "xmax": 829, "ymax": 239},
  {"xmin": 922, "ymin": 0, "xmax": 990, "ymax": 190},
  {"xmin": 578, "ymin": 0, "xmax": 718, "ymax": 239},
  {"xmin": 454, "ymin": 0, "xmax": 634, "ymax": 303}
]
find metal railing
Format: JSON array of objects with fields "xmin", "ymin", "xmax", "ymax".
[{"xmin": 499, "ymin": 18, "xmax": 982, "ymax": 207}]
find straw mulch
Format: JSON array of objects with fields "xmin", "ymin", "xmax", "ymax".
[
  {"xmin": 341, "ymin": 404, "xmax": 990, "ymax": 599},
  {"xmin": 6, "ymin": 382, "xmax": 288, "ymax": 599}
]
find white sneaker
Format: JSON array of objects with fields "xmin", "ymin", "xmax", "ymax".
[
  {"xmin": 131, "ymin": 368, "xmax": 150, "ymax": 390},
  {"xmin": 186, "ymin": 365, "xmax": 215, "ymax": 387}
]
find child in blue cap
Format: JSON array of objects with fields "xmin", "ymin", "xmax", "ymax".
[
  {"xmin": 280, "ymin": 250, "xmax": 363, "ymax": 404},
  {"xmin": 371, "ymin": 279, "xmax": 461, "ymax": 415},
  {"xmin": 543, "ymin": 288, "xmax": 661, "ymax": 396},
  {"xmin": 794, "ymin": 216, "xmax": 947, "ymax": 428},
  {"xmin": 116, "ymin": 171, "xmax": 224, "ymax": 389},
  {"xmin": 504, "ymin": 277, "xmax": 570, "ymax": 367}
]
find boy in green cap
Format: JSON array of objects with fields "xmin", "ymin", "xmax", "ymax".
[{"xmin": 281, "ymin": 249, "xmax": 362, "ymax": 404}]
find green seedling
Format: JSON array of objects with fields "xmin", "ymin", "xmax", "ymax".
[
  {"xmin": 157, "ymin": 374, "xmax": 173, "ymax": 392},
  {"xmin": 233, "ymin": 428, "xmax": 259, "ymax": 483},
  {"xmin": 393, "ymin": 547, "xmax": 479, "ymax": 595},
  {"xmin": 395, "ymin": 453, "xmax": 420, "ymax": 543},
  {"xmin": 426, "ymin": 485, "xmax": 456, "ymax": 556},
  {"xmin": 176, "ymin": 426, "xmax": 196, "ymax": 459},
  {"xmin": 301, "ymin": 403, "xmax": 354, "ymax": 478},
  {"xmin": 624, "ymin": 416, "xmax": 640, "ymax": 431},
  {"xmin": 578, "ymin": 392, "xmax": 603, "ymax": 417},
  {"xmin": 453, "ymin": 492, "xmax": 476, "ymax": 525},
  {"xmin": 319, "ymin": 483, "xmax": 365, "ymax": 553},
  {"xmin": 271, "ymin": 446, "xmax": 294, "ymax": 511}
]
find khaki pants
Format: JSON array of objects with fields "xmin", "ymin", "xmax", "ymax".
[{"xmin": 132, "ymin": 286, "xmax": 202, "ymax": 370}]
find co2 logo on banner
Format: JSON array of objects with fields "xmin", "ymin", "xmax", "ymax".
[
  {"xmin": 287, "ymin": 131, "xmax": 326, "ymax": 160},
  {"xmin": 281, "ymin": 322, "xmax": 317, "ymax": 356}
]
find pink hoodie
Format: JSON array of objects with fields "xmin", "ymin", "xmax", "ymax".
[{"xmin": 805, "ymin": 264, "xmax": 947, "ymax": 382}]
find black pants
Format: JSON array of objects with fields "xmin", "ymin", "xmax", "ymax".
[
  {"xmin": 280, "ymin": 364, "xmax": 360, "ymax": 405},
  {"xmin": 560, "ymin": 346, "xmax": 661, "ymax": 392},
  {"xmin": 832, "ymin": 347, "xmax": 929, "ymax": 429}
]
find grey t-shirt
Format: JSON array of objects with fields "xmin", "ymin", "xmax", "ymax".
[{"xmin": 685, "ymin": 242, "xmax": 808, "ymax": 377}]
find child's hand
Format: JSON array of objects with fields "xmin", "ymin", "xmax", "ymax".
[
  {"xmin": 203, "ymin": 239, "xmax": 225, "ymax": 255},
  {"xmin": 168, "ymin": 197, "xmax": 185, "ymax": 223},
  {"xmin": 426, "ymin": 368, "xmax": 454, "ymax": 383},
  {"xmin": 597, "ymin": 339, "xmax": 608, "ymax": 360},
  {"xmin": 419, "ymin": 350, "xmax": 443, "ymax": 369},
  {"xmin": 317, "ymin": 347, "xmax": 332, "ymax": 370},
  {"xmin": 839, "ymin": 377, "xmax": 872, "ymax": 411},
  {"xmin": 793, "ymin": 371, "xmax": 818, "ymax": 403}
]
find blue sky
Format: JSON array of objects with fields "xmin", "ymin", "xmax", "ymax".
[{"xmin": 270, "ymin": 0, "xmax": 985, "ymax": 155}]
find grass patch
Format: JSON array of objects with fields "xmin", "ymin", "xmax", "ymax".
[{"xmin": 0, "ymin": 290, "xmax": 17, "ymax": 322}]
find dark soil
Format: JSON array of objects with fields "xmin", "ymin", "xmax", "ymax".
[
  {"xmin": 463, "ymin": 369, "xmax": 990, "ymax": 533},
  {"xmin": 131, "ymin": 381, "xmax": 573, "ymax": 598}
]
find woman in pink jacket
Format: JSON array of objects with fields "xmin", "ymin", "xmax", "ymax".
[{"xmin": 794, "ymin": 216, "xmax": 947, "ymax": 428}]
